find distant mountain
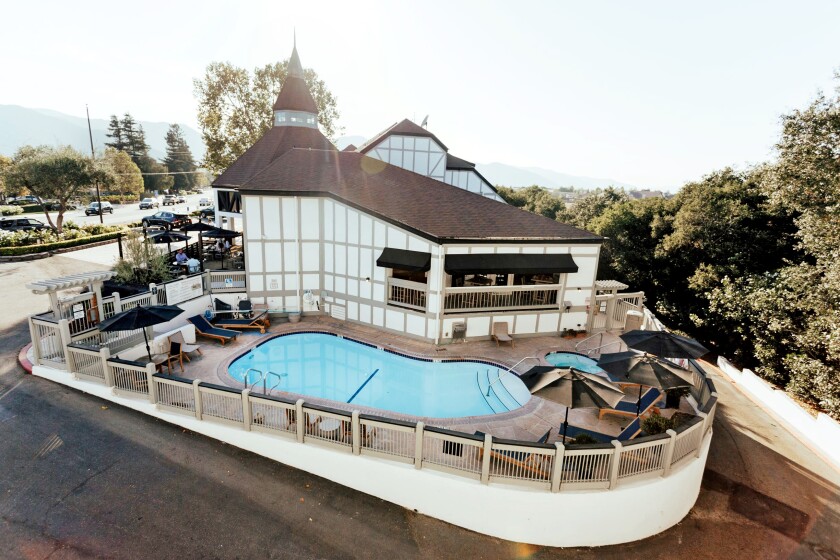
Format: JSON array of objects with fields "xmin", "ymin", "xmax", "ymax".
[
  {"xmin": 335, "ymin": 135, "xmax": 366, "ymax": 151},
  {"xmin": 0, "ymin": 105, "xmax": 206, "ymax": 161},
  {"xmin": 476, "ymin": 162, "xmax": 637, "ymax": 190}
]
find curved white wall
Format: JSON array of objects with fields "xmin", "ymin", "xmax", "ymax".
[{"xmin": 35, "ymin": 365, "xmax": 712, "ymax": 548}]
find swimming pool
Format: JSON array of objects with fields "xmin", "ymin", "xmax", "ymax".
[
  {"xmin": 228, "ymin": 332, "xmax": 530, "ymax": 418},
  {"xmin": 544, "ymin": 351, "xmax": 607, "ymax": 375}
]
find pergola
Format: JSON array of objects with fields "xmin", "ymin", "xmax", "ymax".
[{"xmin": 26, "ymin": 271, "xmax": 116, "ymax": 321}]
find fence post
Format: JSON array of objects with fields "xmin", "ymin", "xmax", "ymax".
[
  {"xmin": 295, "ymin": 399, "xmax": 305, "ymax": 443},
  {"xmin": 145, "ymin": 363, "xmax": 157, "ymax": 404},
  {"xmin": 28, "ymin": 317, "xmax": 42, "ymax": 366},
  {"xmin": 662, "ymin": 429, "xmax": 677, "ymax": 476},
  {"xmin": 351, "ymin": 411, "xmax": 361, "ymax": 455},
  {"xmin": 100, "ymin": 347, "xmax": 113, "ymax": 387},
  {"xmin": 241, "ymin": 389, "xmax": 252, "ymax": 430},
  {"xmin": 480, "ymin": 433, "xmax": 492, "ymax": 484},
  {"xmin": 608, "ymin": 440, "xmax": 622, "ymax": 488},
  {"xmin": 414, "ymin": 421, "xmax": 425, "ymax": 470},
  {"xmin": 193, "ymin": 380, "xmax": 203, "ymax": 420},
  {"xmin": 551, "ymin": 442, "xmax": 565, "ymax": 493},
  {"xmin": 58, "ymin": 319, "xmax": 74, "ymax": 374},
  {"xmin": 112, "ymin": 292, "xmax": 122, "ymax": 313},
  {"xmin": 697, "ymin": 411, "xmax": 709, "ymax": 454}
]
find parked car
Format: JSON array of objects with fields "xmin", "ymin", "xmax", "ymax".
[
  {"xmin": 139, "ymin": 197, "xmax": 160, "ymax": 209},
  {"xmin": 141, "ymin": 211, "xmax": 190, "ymax": 230},
  {"xmin": 162, "ymin": 195, "xmax": 177, "ymax": 206},
  {"xmin": 9, "ymin": 195, "xmax": 39, "ymax": 206},
  {"xmin": 198, "ymin": 197, "xmax": 211, "ymax": 207},
  {"xmin": 85, "ymin": 201, "xmax": 113, "ymax": 215},
  {"xmin": 176, "ymin": 195, "xmax": 186, "ymax": 203},
  {"xmin": 0, "ymin": 217, "xmax": 51, "ymax": 231},
  {"xmin": 198, "ymin": 206, "xmax": 215, "ymax": 220}
]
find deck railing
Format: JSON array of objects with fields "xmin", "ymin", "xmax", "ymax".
[
  {"xmin": 209, "ymin": 270, "xmax": 246, "ymax": 293},
  {"xmin": 386, "ymin": 278, "xmax": 427, "ymax": 311},
  {"xmin": 39, "ymin": 336, "xmax": 718, "ymax": 493},
  {"xmin": 443, "ymin": 284, "xmax": 560, "ymax": 313}
]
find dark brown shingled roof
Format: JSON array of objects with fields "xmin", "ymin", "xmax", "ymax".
[
  {"xmin": 358, "ymin": 118, "xmax": 449, "ymax": 154},
  {"xmin": 240, "ymin": 149, "xmax": 602, "ymax": 244},
  {"xmin": 272, "ymin": 75, "xmax": 318, "ymax": 113},
  {"xmin": 342, "ymin": 144, "xmax": 357, "ymax": 152},
  {"xmin": 446, "ymin": 153, "xmax": 475, "ymax": 170},
  {"xmin": 213, "ymin": 126, "xmax": 335, "ymax": 187}
]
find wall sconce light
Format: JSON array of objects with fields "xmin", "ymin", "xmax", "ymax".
[{"xmin": 364, "ymin": 277, "xmax": 371, "ymax": 282}]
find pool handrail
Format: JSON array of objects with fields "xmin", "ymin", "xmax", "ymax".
[{"xmin": 486, "ymin": 356, "xmax": 540, "ymax": 399}]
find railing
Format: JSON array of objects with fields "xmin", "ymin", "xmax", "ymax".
[
  {"xmin": 30, "ymin": 317, "xmax": 66, "ymax": 369},
  {"xmin": 210, "ymin": 270, "xmax": 246, "ymax": 293},
  {"xmin": 591, "ymin": 291, "xmax": 644, "ymax": 331},
  {"xmin": 613, "ymin": 293, "xmax": 644, "ymax": 327},
  {"xmin": 443, "ymin": 284, "xmax": 560, "ymax": 313},
  {"xmin": 386, "ymin": 278, "xmax": 427, "ymax": 311},
  {"xmin": 575, "ymin": 332, "xmax": 623, "ymax": 358},
  {"xmin": 31, "ymin": 306, "xmax": 718, "ymax": 495}
]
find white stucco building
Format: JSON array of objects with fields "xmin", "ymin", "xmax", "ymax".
[{"xmin": 212, "ymin": 44, "xmax": 604, "ymax": 343}]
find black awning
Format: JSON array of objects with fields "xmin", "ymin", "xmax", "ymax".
[
  {"xmin": 376, "ymin": 248, "xmax": 432, "ymax": 272},
  {"xmin": 444, "ymin": 253, "xmax": 578, "ymax": 275}
]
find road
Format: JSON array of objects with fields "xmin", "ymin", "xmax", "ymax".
[
  {"xmin": 26, "ymin": 191, "xmax": 214, "ymax": 228},
  {"xmin": 0, "ymin": 253, "xmax": 838, "ymax": 559}
]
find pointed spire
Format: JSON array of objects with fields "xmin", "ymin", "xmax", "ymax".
[{"xmin": 288, "ymin": 33, "xmax": 304, "ymax": 79}]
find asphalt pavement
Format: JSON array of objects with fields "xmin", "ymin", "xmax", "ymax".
[{"xmin": 0, "ymin": 254, "xmax": 838, "ymax": 559}]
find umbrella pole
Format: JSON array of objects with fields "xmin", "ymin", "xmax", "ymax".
[
  {"xmin": 143, "ymin": 328, "xmax": 152, "ymax": 361},
  {"xmin": 636, "ymin": 383, "xmax": 643, "ymax": 416},
  {"xmin": 198, "ymin": 232, "xmax": 204, "ymax": 272},
  {"xmin": 562, "ymin": 407, "xmax": 569, "ymax": 441}
]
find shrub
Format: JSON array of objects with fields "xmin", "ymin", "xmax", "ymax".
[
  {"xmin": 641, "ymin": 414, "xmax": 674, "ymax": 435},
  {"xmin": 0, "ymin": 205, "xmax": 23, "ymax": 216},
  {"xmin": 571, "ymin": 434, "xmax": 598, "ymax": 445},
  {"xmin": 0, "ymin": 231, "xmax": 122, "ymax": 256},
  {"xmin": 112, "ymin": 231, "xmax": 173, "ymax": 284}
]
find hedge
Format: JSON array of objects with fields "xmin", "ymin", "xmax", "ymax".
[
  {"xmin": 0, "ymin": 206, "xmax": 24, "ymax": 216},
  {"xmin": 0, "ymin": 231, "xmax": 123, "ymax": 256}
]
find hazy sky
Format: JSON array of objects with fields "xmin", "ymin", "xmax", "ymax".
[{"xmin": 2, "ymin": 0, "xmax": 839, "ymax": 189}]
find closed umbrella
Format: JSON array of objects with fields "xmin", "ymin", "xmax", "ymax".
[
  {"xmin": 521, "ymin": 366, "xmax": 625, "ymax": 440},
  {"xmin": 98, "ymin": 305, "xmax": 184, "ymax": 360},
  {"xmin": 620, "ymin": 330, "xmax": 709, "ymax": 359},
  {"xmin": 597, "ymin": 350, "xmax": 694, "ymax": 415}
]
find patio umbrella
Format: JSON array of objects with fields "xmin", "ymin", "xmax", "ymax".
[
  {"xmin": 521, "ymin": 366, "xmax": 625, "ymax": 440},
  {"xmin": 182, "ymin": 221, "xmax": 217, "ymax": 268},
  {"xmin": 98, "ymin": 305, "xmax": 184, "ymax": 360},
  {"xmin": 620, "ymin": 330, "xmax": 709, "ymax": 359},
  {"xmin": 201, "ymin": 227, "xmax": 242, "ymax": 270},
  {"xmin": 149, "ymin": 230, "xmax": 191, "ymax": 258},
  {"xmin": 597, "ymin": 350, "xmax": 694, "ymax": 415}
]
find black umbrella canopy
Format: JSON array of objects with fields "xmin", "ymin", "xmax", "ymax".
[
  {"xmin": 181, "ymin": 221, "xmax": 217, "ymax": 232},
  {"xmin": 597, "ymin": 350, "xmax": 693, "ymax": 390},
  {"xmin": 99, "ymin": 305, "xmax": 184, "ymax": 360},
  {"xmin": 201, "ymin": 227, "xmax": 241, "ymax": 239},
  {"xmin": 620, "ymin": 330, "xmax": 709, "ymax": 359},
  {"xmin": 526, "ymin": 367, "xmax": 625, "ymax": 440},
  {"xmin": 149, "ymin": 231, "xmax": 191, "ymax": 244}
]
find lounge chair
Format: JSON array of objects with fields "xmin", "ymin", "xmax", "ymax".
[
  {"xmin": 169, "ymin": 331, "xmax": 202, "ymax": 362},
  {"xmin": 561, "ymin": 417, "xmax": 641, "ymax": 443},
  {"xmin": 237, "ymin": 298, "xmax": 253, "ymax": 319},
  {"xmin": 476, "ymin": 429, "xmax": 552, "ymax": 478},
  {"xmin": 187, "ymin": 315, "xmax": 240, "ymax": 345},
  {"xmin": 214, "ymin": 310, "xmax": 271, "ymax": 334},
  {"xmin": 492, "ymin": 322, "xmax": 514, "ymax": 348},
  {"xmin": 598, "ymin": 387, "xmax": 662, "ymax": 420}
]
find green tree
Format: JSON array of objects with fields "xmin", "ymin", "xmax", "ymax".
[
  {"xmin": 194, "ymin": 60, "xmax": 341, "ymax": 174},
  {"xmin": 100, "ymin": 148, "xmax": 143, "ymax": 200},
  {"xmin": 496, "ymin": 185, "xmax": 565, "ymax": 219},
  {"xmin": 137, "ymin": 155, "xmax": 174, "ymax": 193},
  {"xmin": 4, "ymin": 146, "xmax": 99, "ymax": 232},
  {"xmin": 0, "ymin": 154, "xmax": 11, "ymax": 202},
  {"xmin": 104, "ymin": 115, "xmax": 127, "ymax": 152},
  {"xmin": 557, "ymin": 187, "xmax": 630, "ymax": 230},
  {"xmin": 120, "ymin": 113, "xmax": 150, "ymax": 163},
  {"xmin": 163, "ymin": 124, "xmax": 197, "ymax": 191}
]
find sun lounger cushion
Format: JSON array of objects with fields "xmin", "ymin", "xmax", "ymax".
[{"xmin": 187, "ymin": 315, "xmax": 240, "ymax": 339}]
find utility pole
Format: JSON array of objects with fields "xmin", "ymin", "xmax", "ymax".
[{"xmin": 86, "ymin": 104, "xmax": 103, "ymax": 224}]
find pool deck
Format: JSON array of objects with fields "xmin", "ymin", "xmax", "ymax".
[{"xmin": 156, "ymin": 315, "xmax": 695, "ymax": 443}]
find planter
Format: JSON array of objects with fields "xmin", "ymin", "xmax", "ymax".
[{"xmin": 288, "ymin": 312, "xmax": 301, "ymax": 324}]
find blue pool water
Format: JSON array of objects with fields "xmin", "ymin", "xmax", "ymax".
[
  {"xmin": 544, "ymin": 352, "xmax": 607, "ymax": 374},
  {"xmin": 228, "ymin": 333, "xmax": 530, "ymax": 418}
]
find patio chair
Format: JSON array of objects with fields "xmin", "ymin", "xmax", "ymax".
[
  {"xmin": 214, "ymin": 310, "xmax": 271, "ymax": 334},
  {"xmin": 598, "ymin": 387, "xmax": 662, "ymax": 420},
  {"xmin": 476, "ymin": 429, "xmax": 552, "ymax": 478},
  {"xmin": 561, "ymin": 417, "xmax": 641, "ymax": 443},
  {"xmin": 187, "ymin": 315, "xmax": 240, "ymax": 345},
  {"xmin": 165, "ymin": 340, "xmax": 186, "ymax": 373},
  {"xmin": 237, "ymin": 298, "xmax": 253, "ymax": 319},
  {"xmin": 492, "ymin": 322, "xmax": 514, "ymax": 348},
  {"xmin": 169, "ymin": 331, "xmax": 202, "ymax": 362},
  {"xmin": 214, "ymin": 298, "xmax": 233, "ymax": 316}
]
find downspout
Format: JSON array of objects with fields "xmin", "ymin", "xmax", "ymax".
[
  {"xmin": 296, "ymin": 196, "xmax": 302, "ymax": 313},
  {"xmin": 435, "ymin": 244, "xmax": 445, "ymax": 345}
]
